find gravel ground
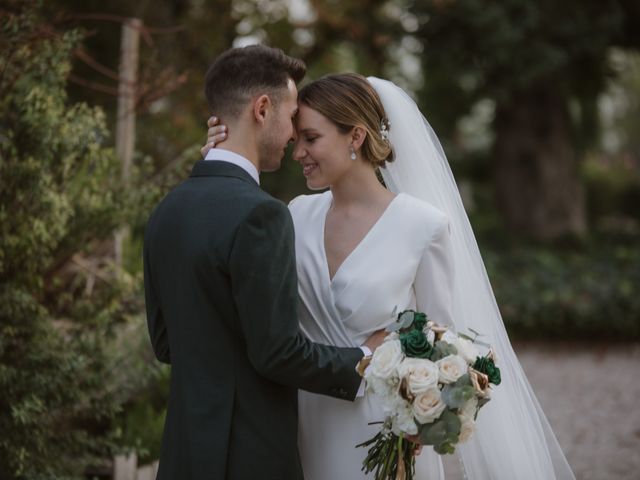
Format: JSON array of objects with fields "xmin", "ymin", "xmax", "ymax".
[{"xmin": 442, "ymin": 342, "xmax": 640, "ymax": 479}]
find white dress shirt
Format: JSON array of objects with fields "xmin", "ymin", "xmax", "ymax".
[{"xmin": 204, "ymin": 148, "xmax": 260, "ymax": 185}]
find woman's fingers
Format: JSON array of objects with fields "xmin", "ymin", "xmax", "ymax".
[
  {"xmin": 201, "ymin": 122, "xmax": 228, "ymax": 158},
  {"xmin": 207, "ymin": 125, "xmax": 226, "ymax": 138},
  {"xmin": 206, "ymin": 127, "xmax": 227, "ymax": 145}
]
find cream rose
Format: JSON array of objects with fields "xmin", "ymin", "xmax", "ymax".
[
  {"xmin": 436, "ymin": 354, "xmax": 468, "ymax": 384},
  {"xmin": 412, "ymin": 387, "xmax": 446, "ymax": 424},
  {"xmin": 396, "ymin": 358, "xmax": 439, "ymax": 395},
  {"xmin": 369, "ymin": 339, "xmax": 403, "ymax": 380}
]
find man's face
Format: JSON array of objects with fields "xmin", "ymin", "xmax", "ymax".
[{"xmin": 258, "ymin": 78, "xmax": 298, "ymax": 172}]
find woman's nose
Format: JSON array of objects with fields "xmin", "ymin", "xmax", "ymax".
[{"xmin": 292, "ymin": 141, "xmax": 305, "ymax": 161}]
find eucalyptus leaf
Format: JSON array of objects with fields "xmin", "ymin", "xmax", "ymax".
[
  {"xmin": 468, "ymin": 328, "xmax": 484, "ymax": 337},
  {"xmin": 419, "ymin": 410, "xmax": 461, "ymax": 446},
  {"xmin": 385, "ymin": 322, "xmax": 402, "ymax": 333},
  {"xmin": 441, "ymin": 385, "xmax": 475, "ymax": 409},
  {"xmin": 430, "ymin": 341, "xmax": 458, "ymax": 361},
  {"xmin": 434, "ymin": 442, "xmax": 456, "ymax": 455},
  {"xmin": 453, "ymin": 374, "xmax": 472, "ymax": 388},
  {"xmin": 399, "ymin": 311, "xmax": 415, "ymax": 328}
]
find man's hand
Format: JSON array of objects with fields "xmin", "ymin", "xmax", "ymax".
[
  {"xmin": 200, "ymin": 116, "xmax": 228, "ymax": 158},
  {"xmin": 363, "ymin": 329, "xmax": 388, "ymax": 353}
]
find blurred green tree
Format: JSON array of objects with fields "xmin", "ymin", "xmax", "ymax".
[
  {"xmin": 411, "ymin": 0, "xmax": 640, "ymax": 240},
  {"xmin": 0, "ymin": 1, "xmax": 161, "ymax": 477}
]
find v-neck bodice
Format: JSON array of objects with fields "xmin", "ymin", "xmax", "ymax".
[
  {"xmin": 289, "ymin": 191, "xmax": 451, "ymax": 347},
  {"xmin": 322, "ymin": 192, "xmax": 402, "ymax": 284}
]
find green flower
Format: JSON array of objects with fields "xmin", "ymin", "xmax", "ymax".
[
  {"xmin": 412, "ymin": 311, "xmax": 427, "ymax": 330},
  {"xmin": 400, "ymin": 329, "xmax": 433, "ymax": 358},
  {"xmin": 473, "ymin": 356, "xmax": 501, "ymax": 385}
]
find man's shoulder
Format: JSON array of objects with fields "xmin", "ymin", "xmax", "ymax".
[{"xmin": 240, "ymin": 195, "xmax": 292, "ymax": 230}]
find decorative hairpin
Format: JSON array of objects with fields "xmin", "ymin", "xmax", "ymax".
[{"xmin": 380, "ymin": 118, "xmax": 391, "ymax": 141}]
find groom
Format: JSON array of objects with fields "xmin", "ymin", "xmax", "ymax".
[{"xmin": 144, "ymin": 45, "xmax": 380, "ymax": 480}]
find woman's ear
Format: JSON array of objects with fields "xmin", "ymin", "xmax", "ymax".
[
  {"xmin": 351, "ymin": 126, "xmax": 367, "ymax": 150},
  {"xmin": 253, "ymin": 94, "xmax": 271, "ymax": 125}
]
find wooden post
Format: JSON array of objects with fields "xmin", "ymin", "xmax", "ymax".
[
  {"xmin": 136, "ymin": 460, "xmax": 159, "ymax": 480},
  {"xmin": 114, "ymin": 18, "xmax": 141, "ymax": 265},
  {"xmin": 113, "ymin": 453, "xmax": 137, "ymax": 480}
]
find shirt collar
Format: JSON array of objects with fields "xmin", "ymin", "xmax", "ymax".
[{"xmin": 204, "ymin": 148, "xmax": 260, "ymax": 185}]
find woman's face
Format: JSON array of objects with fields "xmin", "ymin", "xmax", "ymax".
[{"xmin": 292, "ymin": 104, "xmax": 353, "ymax": 190}]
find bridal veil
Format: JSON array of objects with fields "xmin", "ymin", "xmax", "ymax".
[{"xmin": 368, "ymin": 76, "xmax": 575, "ymax": 480}]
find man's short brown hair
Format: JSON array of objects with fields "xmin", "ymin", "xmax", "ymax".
[{"xmin": 204, "ymin": 44, "xmax": 306, "ymax": 119}]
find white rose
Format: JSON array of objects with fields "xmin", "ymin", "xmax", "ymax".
[
  {"xmin": 369, "ymin": 339, "xmax": 403, "ymax": 380},
  {"xmin": 436, "ymin": 355, "xmax": 468, "ymax": 384},
  {"xmin": 441, "ymin": 330, "xmax": 458, "ymax": 345},
  {"xmin": 392, "ymin": 399, "xmax": 419, "ymax": 435},
  {"xmin": 396, "ymin": 358, "xmax": 439, "ymax": 395},
  {"xmin": 440, "ymin": 331, "xmax": 479, "ymax": 364},
  {"xmin": 412, "ymin": 387, "xmax": 446, "ymax": 424},
  {"xmin": 365, "ymin": 373, "xmax": 396, "ymax": 402},
  {"xmin": 454, "ymin": 337, "xmax": 480, "ymax": 364},
  {"xmin": 458, "ymin": 397, "xmax": 478, "ymax": 443}
]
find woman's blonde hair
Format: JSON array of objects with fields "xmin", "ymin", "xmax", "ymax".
[{"xmin": 298, "ymin": 73, "xmax": 394, "ymax": 168}]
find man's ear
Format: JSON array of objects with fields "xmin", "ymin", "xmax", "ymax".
[
  {"xmin": 253, "ymin": 94, "xmax": 271, "ymax": 125},
  {"xmin": 351, "ymin": 126, "xmax": 367, "ymax": 151}
]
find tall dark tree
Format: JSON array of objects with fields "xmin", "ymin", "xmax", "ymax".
[{"xmin": 412, "ymin": 0, "xmax": 640, "ymax": 240}]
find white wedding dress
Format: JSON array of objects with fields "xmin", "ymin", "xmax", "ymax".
[{"xmin": 290, "ymin": 190, "xmax": 453, "ymax": 480}]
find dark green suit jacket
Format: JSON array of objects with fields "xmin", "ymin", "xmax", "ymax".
[{"xmin": 144, "ymin": 160, "xmax": 364, "ymax": 480}]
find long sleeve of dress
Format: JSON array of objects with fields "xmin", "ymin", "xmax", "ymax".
[{"xmin": 413, "ymin": 215, "xmax": 455, "ymax": 327}]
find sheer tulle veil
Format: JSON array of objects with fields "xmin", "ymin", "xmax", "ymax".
[{"xmin": 367, "ymin": 77, "xmax": 575, "ymax": 479}]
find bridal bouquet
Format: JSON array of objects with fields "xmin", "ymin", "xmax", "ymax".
[{"xmin": 357, "ymin": 310, "xmax": 501, "ymax": 480}]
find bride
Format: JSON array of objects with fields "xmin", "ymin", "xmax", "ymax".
[{"xmin": 202, "ymin": 73, "xmax": 575, "ymax": 479}]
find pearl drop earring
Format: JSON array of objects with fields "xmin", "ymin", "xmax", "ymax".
[{"xmin": 350, "ymin": 146, "xmax": 357, "ymax": 160}]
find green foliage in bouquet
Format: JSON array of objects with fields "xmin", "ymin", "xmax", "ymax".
[
  {"xmin": 0, "ymin": 2, "xmax": 163, "ymax": 477},
  {"xmin": 419, "ymin": 410, "xmax": 461, "ymax": 455},
  {"xmin": 429, "ymin": 341, "xmax": 458, "ymax": 362},
  {"xmin": 441, "ymin": 375, "xmax": 476, "ymax": 409}
]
